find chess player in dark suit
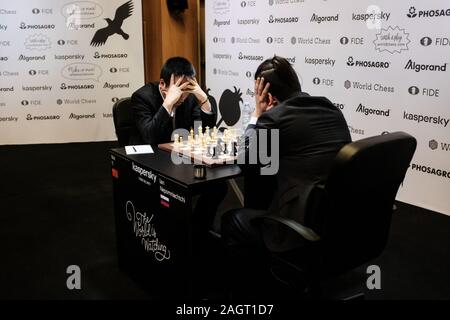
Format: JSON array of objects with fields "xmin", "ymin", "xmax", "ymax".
[
  {"xmin": 221, "ymin": 56, "xmax": 352, "ymax": 297},
  {"xmin": 130, "ymin": 56, "xmax": 216, "ymax": 145},
  {"xmin": 130, "ymin": 57, "xmax": 226, "ymax": 261}
]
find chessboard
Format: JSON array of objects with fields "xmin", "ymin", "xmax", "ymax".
[{"xmin": 158, "ymin": 126, "xmax": 240, "ymax": 167}]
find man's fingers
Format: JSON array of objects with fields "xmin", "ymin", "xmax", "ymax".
[
  {"xmin": 175, "ymin": 75, "xmax": 184, "ymax": 86},
  {"xmin": 170, "ymin": 74, "xmax": 175, "ymax": 86},
  {"xmin": 179, "ymin": 82, "xmax": 190, "ymax": 90},
  {"xmin": 254, "ymin": 77, "xmax": 260, "ymax": 94},
  {"xmin": 262, "ymin": 82, "xmax": 271, "ymax": 97},
  {"xmin": 257, "ymin": 77, "xmax": 266, "ymax": 95}
]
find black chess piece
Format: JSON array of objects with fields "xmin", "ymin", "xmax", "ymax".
[
  {"xmin": 206, "ymin": 145, "xmax": 212, "ymax": 157},
  {"xmin": 212, "ymin": 146, "xmax": 218, "ymax": 159},
  {"xmin": 232, "ymin": 142, "xmax": 238, "ymax": 156},
  {"xmin": 223, "ymin": 142, "xmax": 228, "ymax": 155}
]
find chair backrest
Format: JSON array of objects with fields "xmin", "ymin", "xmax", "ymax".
[
  {"xmin": 112, "ymin": 97, "xmax": 134, "ymax": 147},
  {"xmin": 319, "ymin": 132, "xmax": 417, "ymax": 274}
]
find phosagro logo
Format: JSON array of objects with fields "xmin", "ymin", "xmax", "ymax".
[
  {"xmin": 356, "ymin": 103, "xmax": 390, "ymax": 117},
  {"xmin": 26, "ymin": 114, "xmax": 60, "ymax": 121},
  {"xmin": 407, "ymin": 6, "xmax": 450, "ymax": 19},
  {"xmin": 347, "ymin": 56, "xmax": 390, "ymax": 68},
  {"xmin": 268, "ymin": 15, "xmax": 299, "ymax": 24},
  {"xmin": 405, "ymin": 59, "xmax": 447, "ymax": 72},
  {"xmin": 238, "ymin": 52, "xmax": 264, "ymax": 61},
  {"xmin": 93, "ymin": 51, "xmax": 128, "ymax": 59},
  {"xmin": 91, "ymin": 0, "xmax": 134, "ymax": 47},
  {"xmin": 60, "ymin": 83, "xmax": 95, "ymax": 90},
  {"xmin": 19, "ymin": 22, "xmax": 55, "ymax": 30},
  {"xmin": 410, "ymin": 164, "xmax": 450, "ymax": 179}
]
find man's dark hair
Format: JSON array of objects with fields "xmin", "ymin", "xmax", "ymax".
[
  {"xmin": 254, "ymin": 55, "xmax": 301, "ymax": 102},
  {"xmin": 160, "ymin": 57, "xmax": 196, "ymax": 85}
]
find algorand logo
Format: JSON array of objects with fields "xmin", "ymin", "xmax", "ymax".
[
  {"xmin": 213, "ymin": 19, "xmax": 231, "ymax": 27},
  {"xmin": 407, "ymin": 6, "xmax": 450, "ymax": 18},
  {"xmin": 347, "ymin": 56, "xmax": 390, "ymax": 68},
  {"xmin": 238, "ymin": 52, "xmax": 264, "ymax": 61},
  {"xmin": 356, "ymin": 103, "xmax": 390, "ymax": 117},
  {"xmin": 103, "ymin": 82, "xmax": 130, "ymax": 89},
  {"xmin": 69, "ymin": 113, "xmax": 96, "ymax": 120},
  {"xmin": 404, "ymin": 59, "xmax": 447, "ymax": 72},
  {"xmin": 18, "ymin": 54, "xmax": 45, "ymax": 62},
  {"xmin": 310, "ymin": 13, "xmax": 339, "ymax": 23},
  {"xmin": 268, "ymin": 15, "xmax": 299, "ymax": 24}
]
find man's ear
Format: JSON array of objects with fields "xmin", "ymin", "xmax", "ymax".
[
  {"xmin": 159, "ymin": 79, "xmax": 166, "ymax": 90},
  {"xmin": 267, "ymin": 93, "xmax": 278, "ymax": 107}
]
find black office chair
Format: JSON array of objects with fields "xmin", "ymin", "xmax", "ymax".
[
  {"xmin": 254, "ymin": 131, "xmax": 417, "ymax": 299},
  {"xmin": 112, "ymin": 97, "xmax": 137, "ymax": 147}
]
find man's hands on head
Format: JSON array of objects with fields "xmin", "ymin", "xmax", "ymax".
[
  {"xmin": 253, "ymin": 77, "xmax": 273, "ymax": 118},
  {"xmin": 162, "ymin": 74, "xmax": 211, "ymax": 114},
  {"xmin": 162, "ymin": 74, "xmax": 190, "ymax": 113},
  {"xmin": 185, "ymin": 77, "xmax": 211, "ymax": 113}
]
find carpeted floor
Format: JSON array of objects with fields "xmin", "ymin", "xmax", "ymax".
[{"xmin": 0, "ymin": 141, "xmax": 449, "ymax": 300}]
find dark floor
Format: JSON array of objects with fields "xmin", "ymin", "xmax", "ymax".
[{"xmin": 0, "ymin": 141, "xmax": 449, "ymax": 300}]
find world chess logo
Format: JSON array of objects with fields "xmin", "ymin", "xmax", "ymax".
[
  {"xmin": 420, "ymin": 37, "xmax": 432, "ymax": 46},
  {"xmin": 344, "ymin": 80, "xmax": 352, "ymax": 89},
  {"xmin": 57, "ymin": 99, "xmax": 63, "ymax": 105},
  {"xmin": 407, "ymin": 7, "xmax": 417, "ymax": 18},
  {"xmin": 340, "ymin": 36, "xmax": 349, "ymax": 45},
  {"xmin": 269, "ymin": 0, "xmax": 274, "ymax": 5},
  {"xmin": 291, "ymin": 37, "xmax": 297, "ymax": 45},
  {"xmin": 231, "ymin": 37, "xmax": 235, "ymax": 44},
  {"xmin": 429, "ymin": 140, "xmax": 438, "ymax": 150},
  {"xmin": 347, "ymin": 56, "xmax": 355, "ymax": 66}
]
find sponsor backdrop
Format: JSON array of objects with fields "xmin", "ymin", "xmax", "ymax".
[
  {"xmin": 206, "ymin": 0, "xmax": 450, "ymax": 216},
  {"xmin": 0, "ymin": 0, "xmax": 144, "ymax": 144}
]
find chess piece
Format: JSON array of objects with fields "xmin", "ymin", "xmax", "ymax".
[
  {"xmin": 223, "ymin": 141, "xmax": 228, "ymax": 154},
  {"xmin": 212, "ymin": 146, "xmax": 218, "ymax": 159},
  {"xmin": 206, "ymin": 145, "xmax": 212, "ymax": 157},
  {"xmin": 205, "ymin": 126, "xmax": 210, "ymax": 138},
  {"xmin": 173, "ymin": 134, "xmax": 179, "ymax": 146},
  {"xmin": 232, "ymin": 141, "xmax": 238, "ymax": 156},
  {"xmin": 190, "ymin": 128, "xmax": 194, "ymax": 140},
  {"xmin": 179, "ymin": 136, "xmax": 184, "ymax": 145}
]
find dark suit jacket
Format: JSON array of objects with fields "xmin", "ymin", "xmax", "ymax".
[
  {"xmin": 244, "ymin": 92, "xmax": 351, "ymax": 251},
  {"xmin": 130, "ymin": 82, "xmax": 217, "ymax": 145}
]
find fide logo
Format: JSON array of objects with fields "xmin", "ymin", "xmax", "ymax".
[
  {"xmin": 21, "ymin": 100, "xmax": 29, "ymax": 106},
  {"xmin": 110, "ymin": 67, "xmax": 118, "ymax": 73},
  {"xmin": 340, "ymin": 36, "xmax": 349, "ymax": 45},
  {"xmin": 267, "ymin": 37, "xmax": 273, "ymax": 44},
  {"xmin": 112, "ymin": 97, "xmax": 119, "ymax": 103},
  {"xmin": 407, "ymin": 7, "xmax": 418, "ymax": 18},
  {"xmin": 347, "ymin": 56, "xmax": 355, "ymax": 66},
  {"xmin": 420, "ymin": 37, "xmax": 432, "ymax": 46},
  {"xmin": 408, "ymin": 86, "xmax": 420, "ymax": 95},
  {"xmin": 313, "ymin": 77, "xmax": 321, "ymax": 85},
  {"xmin": 429, "ymin": 140, "xmax": 438, "ymax": 150},
  {"xmin": 246, "ymin": 71, "xmax": 252, "ymax": 78},
  {"xmin": 241, "ymin": 1, "xmax": 246, "ymax": 7},
  {"xmin": 29, "ymin": 70, "xmax": 37, "ymax": 76}
]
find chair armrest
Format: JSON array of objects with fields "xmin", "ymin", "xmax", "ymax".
[{"xmin": 253, "ymin": 215, "xmax": 321, "ymax": 242}]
